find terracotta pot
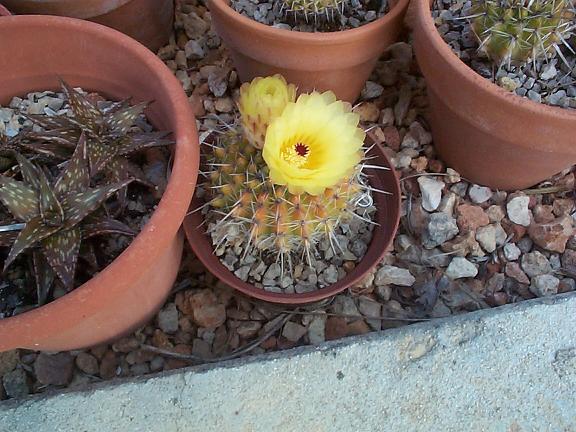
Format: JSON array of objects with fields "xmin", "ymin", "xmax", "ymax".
[
  {"xmin": 184, "ymin": 142, "xmax": 400, "ymax": 305},
  {"xmin": 0, "ymin": 15, "xmax": 199, "ymax": 352},
  {"xmin": 412, "ymin": 0, "xmax": 576, "ymax": 190},
  {"xmin": 0, "ymin": 4, "xmax": 10, "ymax": 15},
  {"xmin": 1, "ymin": 0, "xmax": 174, "ymax": 52},
  {"xmin": 208, "ymin": 0, "xmax": 410, "ymax": 102}
]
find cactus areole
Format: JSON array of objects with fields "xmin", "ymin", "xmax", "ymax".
[{"xmin": 185, "ymin": 75, "xmax": 401, "ymax": 304}]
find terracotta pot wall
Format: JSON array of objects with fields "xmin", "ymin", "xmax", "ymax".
[
  {"xmin": 0, "ymin": 15, "xmax": 199, "ymax": 352},
  {"xmin": 412, "ymin": 0, "xmax": 576, "ymax": 190},
  {"xmin": 1, "ymin": 0, "xmax": 174, "ymax": 52},
  {"xmin": 209, "ymin": 0, "xmax": 410, "ymax": 102}
]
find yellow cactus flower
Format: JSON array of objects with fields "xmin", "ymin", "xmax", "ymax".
[
  {"xmin": 263, "ymin": 91, "xmax": 365, "ymax": 196},
  {"xmin": 238, "ymin": 75, "xmax": 297, "ymax": 149}
]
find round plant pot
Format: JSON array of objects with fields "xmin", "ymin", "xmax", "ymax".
[
  {"xmin": 412, "ymin": 0, "xmax": 576, "ymax": 190},
  {"xmin": 184, "ymin": 142, "xmax": 400, "ymax": 305},
  {"xmin": 0, "ymin": 15, "xmax": 199, "ymax": 352},
  {"xmin": 208, "ymin": 0, "xmax": 410, "ymax": 103},
  {"xmin": 1, "ymin": 0, "xmax": 174, "ymax": 52}
]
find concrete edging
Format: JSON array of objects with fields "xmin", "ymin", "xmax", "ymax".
[{"xmin": 1, "ymin": 293, "xmax": 575, "ymax": 431}]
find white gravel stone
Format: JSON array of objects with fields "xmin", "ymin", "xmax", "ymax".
[
  {"xmin": 374, "ymin": 266, "xmax": 416, "ymax": 287},
  {"xmin": 530, "ymin": 274, "xmax": 560, "ymax": 297},
  {"xmin": 418, "ymin": 177, "xmax": 444, "ymax": 212},
  {"xmin": 475, "ymin": 225, "xmax": 496, "ymax": 253},
  {"xmin": 445, "ymin": 257, "xmax": 478, "ymax": 279},
  {"xmin": 468, "ymin": 185, "xmax": 493, "ymax": 204},
  {"xmin": 507, "ymin": 196, "xmax": 531, "ymax": 227},
  {"xmin": 503, "ymin": 243, "xmax": 522, "ymax": 261}
]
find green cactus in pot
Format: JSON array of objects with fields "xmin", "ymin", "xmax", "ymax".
[{"xmin": 470, "ymin": 0, "xmax": 576, "ymax": 67}]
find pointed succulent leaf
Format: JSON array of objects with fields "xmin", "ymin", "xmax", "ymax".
[
  {"xmin": 60, "ymin": 80, "xmax": 102, "ymax": 131},
  {"xmin": 54, "ymin": 132, "xmax": 90, "ymax": 195},
  {"xmin": 15, "ymin": 153, "xmax": 42, "ymax": 190},
  {"xmin": 36, "ymin": 168, "xmax": 65, "ymax": 227},
  {"xmin": 20, "ymin": 140, "xmax": 74, "ymax": 160},
  {"xmin": 33, "ymin": 250, "xmax": 55, "ymax": 306},
  {"xmin": 107, "ymin": 157, "xmax": 151, "ymax": 186},
  {"xmin": 106, "ymin": 101, "xmax": 149, "ymax": 136},
  {"xmin": 23, "ymin": 113, "xmax": 76, "ymax": 132},
  {"xmin": 3, "ymin": 216, "xmax": 60, "ymax": 270},
  {"xmin": 116, "ymin": 131, "xmax": 173, "ymax": 156},
  {"xmin": 25, "ymin": 129, "xmax": 80, "ymax": 147},
  {"xmin": 87, "ymin": 137, "xmax": 117, "ymax": 176},
  {"xmin": 41, "ymin": 227, "xmax": 81, "ymax": 289},
  {"xmin": 61, "ymin": 179, "xmax": 133, "ymax": 228},
  {"xmin": 0, "ymin": 230, "xmax": 18, "ymax": 247},
  {"xmin": 82, "ymin": 216, "xmax": 136, "ymax": 238},
  {"xmin": 0, "ymin": 176, "xmax": 39, "ymax": 221}
]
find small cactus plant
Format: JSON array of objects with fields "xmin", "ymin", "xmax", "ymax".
[
  {"xmin": 204, "ymin": 135, "xmax": 368, "ymax": 271},
  {"xmin": 282, "ymin": 0, "xmax": 348, "ymax": 21},
  {"xmin": 200, "ymin": 76, "xmax": 378, "ymax": 276},
  {"xmin": 471, "ymin": 0, "xmax": 576, "ymax": 66}
]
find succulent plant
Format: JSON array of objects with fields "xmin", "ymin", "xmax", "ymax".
[
  {"xmin": 203, "ymin": 135, "xmax": 371, "ymax": 273},
  {"xmin": 24, "ymin": 80, "xmax": 172, "ymax": 205},
  {"xmin": 471, "ymin": 0, "xmax": 576, "ymax": 66},
  {"xmin": 282, "ymin": 0, "xmax": 348, "ymax": 21},
  {"xmin": 0, "ymin": 134, "xmax": 134, "ymax": 293}
]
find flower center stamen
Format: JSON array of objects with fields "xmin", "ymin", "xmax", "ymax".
[{"xmin": 282, "ymin": 141, "xmax": 310, "ymax": 168}]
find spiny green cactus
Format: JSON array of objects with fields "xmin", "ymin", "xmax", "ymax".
[
  {"xmin": 282, "ymin": 0, "xmax": 348, "ymax": 21},
  {"xmin": 0, "ymin": 135, "xmax": 134, "ymax": 292},
  {"xmin": 202, "ymin": 134, "xmax": 370, "ymax": 273},
  {"xmin": 471, "ymin": 0, "xmax": 575, "ymax": 66}
]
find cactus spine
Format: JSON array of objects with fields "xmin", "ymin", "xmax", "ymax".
[
  {"xmin": 282, "ymin": 0, "xmax": 348, "ymax": 21},
  {"xmin": 203, "ymin": 134, "xmax": 369, "ymax": 272},
  {"xmin": 471, "ymin": 0, "xmax": 576, "ymax": 66}
]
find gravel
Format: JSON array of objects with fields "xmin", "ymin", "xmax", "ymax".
[
  {"xmin": 230, "ymin": 0, "xmax": 388, "ymax": 32},
  {"xmin": 2, "ymin": 0, "xmax": 575, "ymax": 401}
]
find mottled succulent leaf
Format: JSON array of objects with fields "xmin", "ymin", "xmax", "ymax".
[
  {"xmin": 79, "ymin": 241, "xmax": 99, "ymax": 270},
  {"xmin": 107, "ymin": 102, "xmax": 149, "ymax": 136},
  {"xmin": 60, "ymin": 80, "xmax": 102, "ymax": 131},
  {"xmin": 25, "ymin": 129, "xmax": 80, "ymax": 147},
  {"xmin": 107, "ymin": 157, "xmax": 150, "ymax": 186},
  {"xmin": 117, "ymin": 131, "xmax": 173, "ymax": 156},
  {"xmin": 87, "ymin": 138, "xmax": 116, "ymax": 176},
  {"xmin": 55, "ymin": 132, "xmax": 90, "ymax": 195},
  {"xmin": 23, "ymin": 113, "xmax": 76, "ymax": 132},
  {"xmin": 41, "ymin": 227, "xmax": 81, "ymax": 289},
  {"xmin": 82, "ymin": 217, "xmax": 136, "ymax": 238},
  {"xmin": 20, "ymin": 140, "xmax": 73, "ymax": 160},
  {"xmin": 36, "ymin": 168, "xmax": 65, "ymax": 226},
  {"xmin": 14, "ymin": 153, "xmax": 41, "ymax": 190},
  {"xmin": 0, "ymin": 231, "xmax": 18, "ymax": 247},
  {"xmin": 3, "ymin": 216, "xmax": 60, "ymax": 270},
  {"xmin": 61, "ymin": 179, "xmax": 133, "ymax": 228},
  {"xmin": 0, "ymin": 176, "xmax": 39, "ymax": 221},
  {"xmin": 32, "ymin": 250, "xmax": 54, "ymax": 305}
]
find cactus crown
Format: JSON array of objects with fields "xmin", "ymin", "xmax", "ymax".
[
  {"xmin": 471, "ymin": 0, "xmax": 576, "ymax": 66},
  {"xmin": 204, "ymin": 134, "xmax": 370, "ymax": 273},
  {"xmin": 282, "ymin": 0, "xmax": 348, "ymax": 21}
]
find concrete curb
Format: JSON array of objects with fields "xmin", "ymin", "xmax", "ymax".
[{"xmin": 2, "ymin": 293, "xmax": 576, "ymax": 431}]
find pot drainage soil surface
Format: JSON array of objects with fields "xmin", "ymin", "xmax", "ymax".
[{"xmin": 1, "ymin": 0, "xmax": 574, "ymax": 399}]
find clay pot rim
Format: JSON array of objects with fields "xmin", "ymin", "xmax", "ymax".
[
  {"xmin": 0, "ymin": 16, "xmax": 198, "ymax": 329},
  {"xmin": 209, "ymin": 0, "xmax": 411, "ymax": 44},
  {"xmin": 415, "ymin": 0, "xmax": 576, "ymax": 121},
  {"xmin": 2, "ymin": 0, "xmax": 132, "ymax": 18},
  {"xmin": 184, "ymin": 142, "xmax": 400, "ymax": 305},
  {"xmin": 0, "ymin": 4, "xmax": 11, "ymax": 15}
]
